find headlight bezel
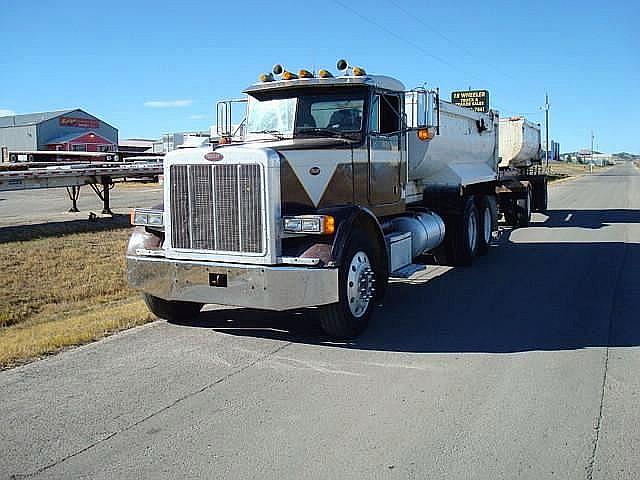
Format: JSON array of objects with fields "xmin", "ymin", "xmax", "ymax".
[
  {"xmin": 131, "ymin": 208, "xmax": 164, "ymax": 230},
  {"xmin": 283, "ymin": 215, "xmax": 335, "ymax": 235}
]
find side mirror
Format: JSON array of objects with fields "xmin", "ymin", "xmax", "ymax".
[
  {"xmin": 405, "ymin": 88, "xmax": 440, "ymax": 134},
  {"xmin": 216, "ymin": 98, "xmax": 248, "ymax": 142}
]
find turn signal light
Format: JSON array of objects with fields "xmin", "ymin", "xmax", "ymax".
[{"xmin": 417, "ymin": 128, "xmax": 432, "ymax": 141}]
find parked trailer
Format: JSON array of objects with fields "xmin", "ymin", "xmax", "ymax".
[
  {"xmin": 0, "ymin": 162, "xmax": 163, "ymax": 213},
  {"xmin": 127, "ymin": 60, "xmax": 548, "ymax": 338}
]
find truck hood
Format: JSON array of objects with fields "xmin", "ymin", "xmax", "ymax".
[{"xmin": 165, "ymin": 139, "xmax": 355, "ymax": 212}]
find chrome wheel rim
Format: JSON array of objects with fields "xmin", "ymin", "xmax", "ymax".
[
  {"xmin": 467, "ymin": 210, "xmax": 478, "ymax": 252},
  {"xmin": 483, "ymin": 206, "xmax": 492, "ymax": 243},
  {"xmin": 346, "ymin": 251, "xmax": 374, "ymax": 318}
]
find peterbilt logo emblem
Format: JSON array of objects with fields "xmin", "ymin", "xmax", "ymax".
[
  {"xmin": 204, "ymin": 151, "xmax": 223, "ymax": 161},
  {"xmin": 309, "ymin": 166, "xmax": 321, "ymax": 176}
]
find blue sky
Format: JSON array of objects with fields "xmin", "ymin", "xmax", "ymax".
[{"xmin": 1, "ymin": 0, "xmax": 638, "ymax": 153}]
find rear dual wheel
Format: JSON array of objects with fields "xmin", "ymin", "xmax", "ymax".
[
  {"xmin": 436, "ymin": 196, "xmax": 479, "ymax": 267},
  {"xmin": 476, "ymin": 195, "xmax": 497, "ymax": 256}
]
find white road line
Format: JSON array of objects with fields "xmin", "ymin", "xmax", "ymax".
[{"xmin": 564, "ymin": 213, "xmax": 573, "ymax": 222}]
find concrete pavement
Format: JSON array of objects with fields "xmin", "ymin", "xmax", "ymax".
[
  {"xmin": 1, "ymin": 162, "xmax": 638, "ymax": 479},
  {"xmin": 0, "ymin": 182, "xmax": 163, "ymax": 228}
]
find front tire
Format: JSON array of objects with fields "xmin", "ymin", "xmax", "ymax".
[
  {"xmin": 317, "ymin": 233, "xmax": 378, "ymax": 338},
  {"xmin": 142, "ymin": 293, "xmax": 203, "ymax": 322}
]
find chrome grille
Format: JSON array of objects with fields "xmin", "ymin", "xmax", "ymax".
[{"xmin": 170, "ymin": 164, "xmax": 264, "ymax": 254}]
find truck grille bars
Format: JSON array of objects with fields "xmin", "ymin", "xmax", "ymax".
[{"xmin": 169, "ymin": 164, "xmax": 265, "ymax": 254}]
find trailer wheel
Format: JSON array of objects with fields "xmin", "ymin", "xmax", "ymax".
[
  {"xmin": 477, "ymin": 195, "xmax": 497, "ymax": 256},
  {"xmin": 142, "ymin": 293, "xmax": 203, "ymax": 322},
  {"xmin": 504, "ymin": 187, "xmax": 532, "ymax": 228},
  {"xmin": 516, "ymin": 187, "xmax": 532, "ymax": 227},
  {"xmin": 317, "ymin": 233, "xmax": 378, "ymax": 338},
  {"xmin": 533, "ymin": 177, "xmax": 548, "ymax": 212}
]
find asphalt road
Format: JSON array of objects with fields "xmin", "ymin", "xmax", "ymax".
[{"xmin": 2, "ymin": 162, "xmax": 639, "ymax": 479}]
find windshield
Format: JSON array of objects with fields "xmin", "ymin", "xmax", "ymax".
[
  {"xmin": 246, "ymin": 97, "xmax": 296, "ymax": 139},
  {"xmin": 244, "ymin": 89, "xmax": 365, "ymax": 141}
]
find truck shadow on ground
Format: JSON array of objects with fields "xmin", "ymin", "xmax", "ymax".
[
  {"xmin": 171, "ymin": 209, "xmax": 640, "ymax": 354},
  {"xmin": 531, "ymin": 209, "xmax": 640, "ymax": 230},
  {"xmin": 0, "ymin": 214, "xmax": 130, "ymax": 243}
]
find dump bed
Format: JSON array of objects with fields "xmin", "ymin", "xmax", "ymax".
[
  {"xmin": 405, "ymin": 98, "xmax": 499, "ymax": 188},
  {"xmin": 498, "ymin": 117, "xmax": 541, "ymax": 168}
]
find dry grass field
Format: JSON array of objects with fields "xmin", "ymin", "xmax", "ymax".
[
  {"xmin": 547, "ymin": 160, "xmax": 611, "ymax": 180},
  {"xmin": 0, "ymin": 222, "xmax": 153, "ymax": 368}
]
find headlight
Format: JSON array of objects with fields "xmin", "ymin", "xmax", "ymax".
[
  {"xmin": 131, "ymin": 208, "xmax": 164, "ymax": 229},
  {"xmin": 284, "ymin": 217, "xmax": 303, "ymax": 232},
  {"xmin": 283, "ymin": 215, "xmax": 334, "ymax": 234}
]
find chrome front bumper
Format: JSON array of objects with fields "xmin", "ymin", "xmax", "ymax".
[{"xmin": 126, "ymin": 255, "xmax": 338, "ymax": 310}]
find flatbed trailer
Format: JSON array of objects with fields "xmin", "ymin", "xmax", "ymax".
[{"xmin": 0, "ymin": 162, "xmax": 163, "ymax": 214}]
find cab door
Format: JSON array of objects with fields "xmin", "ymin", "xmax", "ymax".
[{"xmin": 368, "ymin": 92, "xmax": 403, "ymax": 206}]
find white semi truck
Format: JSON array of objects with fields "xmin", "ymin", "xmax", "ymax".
[{"xmin": 127, "ymin": 60, "xmax": 547, "ymax": 338}]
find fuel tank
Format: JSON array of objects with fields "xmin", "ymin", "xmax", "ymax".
[
  {"xmin": 498, "ymin": 117, "xmax": 541, "ymax": 168},
  {"xmin": 406, "ymin": 101, "xmax": 499, "ymax": 188}
]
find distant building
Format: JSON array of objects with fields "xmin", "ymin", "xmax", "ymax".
[
  {"xmin": 0, "ymin": 109, "xmax": 118, "ymax": 154},
  {"xmin": 118, "ymin": 138, "xmax": 155, "ymax": 153},
  {"xmin": 541, "ymin": 140, "xmax": 560, "ymax": 161},
  {"xmin": 161, "ymin": 131, "xmax": 210, "ymax": 152},
  {"xmin": 564, "ymin": 150, "xmax": 615, "ymax": 165}
]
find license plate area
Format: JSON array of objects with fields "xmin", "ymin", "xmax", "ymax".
[{"xmin": 209, "ymin": 272, "xmax": 228, "ymax": 287}]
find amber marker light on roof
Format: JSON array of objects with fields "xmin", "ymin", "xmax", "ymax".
[
  {"xmin": 259, "ymin": 73, "xmax": 274, "ymax": 82},
  {"xmin": 298, "ymin": 69, "xmax": 314, "ymax": 78},
  {"xmin": 282, "ymin": 71, "xmax": 298, "ymax": 80},
  {"xmin": 318, "ymin": 69, "xmax": 333, "ymax": 78},
  {"xmin": 352, "ymin": 66, "xmax": 366, "ymax": 76}
]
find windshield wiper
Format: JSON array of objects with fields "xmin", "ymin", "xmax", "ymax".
[
  {"xmin": 296, "ymin": 128, "xmax": 355, "ymax": 140},
  {"xmin": 248, "ymin": 130, "xmax": 286, "ymax": 140}
]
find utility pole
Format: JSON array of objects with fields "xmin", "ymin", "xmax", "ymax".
[
  {"xmin": 591, "ymin": 130, "xmax": 595, "ymax": 167},
  {"xmin": 544, "ymin": 93, "xmax": 550, "ymax": 171}
]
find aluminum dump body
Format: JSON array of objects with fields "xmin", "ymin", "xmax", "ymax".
[
  {"xmin": 405, "ymin": 98, "xmax": 499, "ymax": 188},
  {"xmin": 498, "ymin": 117, "xmax": 541, "ymax": 168}
]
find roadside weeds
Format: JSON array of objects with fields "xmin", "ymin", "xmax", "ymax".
[{"xmin": 0, "ymin": 226, "xmax": 154, "ymax": 369}]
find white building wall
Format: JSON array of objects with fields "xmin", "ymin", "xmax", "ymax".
[{"xmin": 0, "ymin": 125, "xmax": 38, "ymax": 151}]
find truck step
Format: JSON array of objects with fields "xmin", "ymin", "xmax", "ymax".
[{"xmin": 390, "ymin": 263, "xmax": 427, "ymax": 278}]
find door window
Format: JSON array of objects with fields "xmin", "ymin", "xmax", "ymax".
[{"xmin": 378, "ymin": 94, "xmax": 400, "ymax": 134}]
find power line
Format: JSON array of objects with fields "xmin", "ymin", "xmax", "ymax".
[
  {"xmin": 387, "ymin": 0, "xmax": 518, "ymax": 81},
  {"xmin": 384, "ymin": 0, "xmax": 519, "ymax": 82},
  {"xmin": 331, "ymin": 0, "xmax": 485, "ymax": 85}
]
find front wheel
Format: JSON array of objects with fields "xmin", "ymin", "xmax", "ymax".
[
  {"xmin": 317, "ymin": 234, "xmax": 379, "ymax": 338},
  {"xmin": 142, "ymin": 293, "xmax": 203, "ymax": 322}
]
